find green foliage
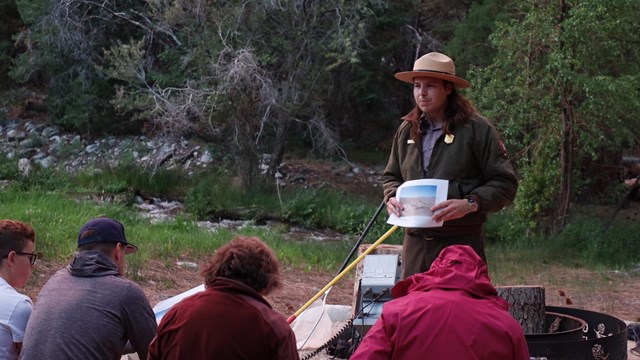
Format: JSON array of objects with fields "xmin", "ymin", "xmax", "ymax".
[
  {"xmin": 54, "ymin": 138, "xmax": 84, "ymax": 160},
  {"xmin": 10, "ymin": 0, "xmax": 149, "ymax": 133},
  {"xmin": 74, "ymin": 163, "xmax": 188, "ymax": 198},
  {"xmin": 549, "ymin": 219, "xmax": 640, "ymax": 268},
  {"xmin": 10, "ymin": 165, "xmax": 71, "ymax": 191},
  {"xmin": 0, "ymin": 0, "xmax": 22, "ymax": 88},
  {"xmin": 42, "ymin": 70, "xmax": 136, "ymax": 134},
  {"xmin": 183, "ymin": 169, "xmax": 244, "ymax": 218},
  {"xmin": 281, "ymin": 188, "xmax": 378, "ymax": 233},
  {"xmin": 484, "ymin": 208, "xmax": 528, "ymax": 245},
  {"xmin": 183, "ymin": 165, "xmax": 387, "ymax": 236},
  {"xmin": 445, "ymin": 0, "xmax": 515, "ymax": 76},
  {"xmin": 2, "ymin": 159, "xmax": 640, "ymax": 277},
  {"xmin": 0, "ymin": 188, "xmax": 354, "ymax": 271},
  {"xmin": 15, "ymin": 0, "xmax": 50, "ymax": 25},
  {"xmin": 487, "ymin": 207, "xmax": 640, "ymax": 272},
  {"xmin": 0, "ymin": 153, "xmax": 19, "ymax": 180},
  {"xmin": 6, "ymin": 0, "xmax": 424, "ymax": 186},
  {"xmin": 99, "ymin": 0, "xmax": 417, "ymax": 186},
  {"xmin": 470, "ymin": 0, "xmax": 640, "ymax": 232},
  {"xmin": 0, "ymin": 190, "xmax": 114, "ymax": 259}
]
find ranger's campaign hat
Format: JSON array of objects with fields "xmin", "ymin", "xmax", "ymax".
[{"xmin": 395, "ymin": 52, "xmax": 471, "ymax": 89}]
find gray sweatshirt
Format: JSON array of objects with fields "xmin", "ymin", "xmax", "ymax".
[{"xmin": 19, "ymin": 251, "xmax": 157, "ymax": 360}]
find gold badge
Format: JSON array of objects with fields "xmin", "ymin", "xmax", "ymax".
[{"xmin": 444, "ymin": 133, "xmax": 454, "ymax": 144}]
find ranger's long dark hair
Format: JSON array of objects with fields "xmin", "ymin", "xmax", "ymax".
[
  {"xmin": 444, "ymin": 84, "xmax": 477, "ymax": 131},
  {"xmin": 407, "ymin": 80, "xmax": 477, "ymax": 140}
]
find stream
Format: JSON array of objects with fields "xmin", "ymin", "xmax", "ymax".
[{"xmin": 133, "ymin": 195, "xmax": 356, "ymax": 243}]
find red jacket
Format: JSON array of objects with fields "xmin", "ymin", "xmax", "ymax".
[
  {"xmin": 147, "ymin": 278, "xmax": 299, "ymax": 360},
  {"xmin": 351, "ymin": 245, "xmax": 529, "ymax": 360}
]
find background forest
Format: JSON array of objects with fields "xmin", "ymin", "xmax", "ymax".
[{"xmin": 0, "ymin": 0, "xmax": 639, "ymax": 236}]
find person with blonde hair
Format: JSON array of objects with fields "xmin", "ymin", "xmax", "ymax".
[
  {"xmin": 0, "ymin": 220, "xmax": 37, "ymax": 360},
  {"xmin": 148, "ymin": 236, "xmax": 299, "ymax": 360}
]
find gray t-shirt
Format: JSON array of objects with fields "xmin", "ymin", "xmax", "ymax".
[{"xmin": 19, "ymin": 251, "xmax": 157, "ymax": 360}]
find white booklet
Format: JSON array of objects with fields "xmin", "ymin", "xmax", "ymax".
[
  {"xmin": 386, "ymin": 179, "xmax": 449, "ymax": 228},
  {"xmin": 153, "ymin": 284, "xmax": 205, "ymax": 323}
]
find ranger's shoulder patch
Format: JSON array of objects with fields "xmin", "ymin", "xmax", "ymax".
[{"xmin": 499, "ymin": 140, "xmax": 509, "ymax": 158}]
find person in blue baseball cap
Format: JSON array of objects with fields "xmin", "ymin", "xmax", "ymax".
[
  {"xmin": 75, "ymin": 217, "xmax": 139, "ymax": 274},
  {"xmin": 19, "ymin": 217, "xmax": 156, "ymax": 360}
]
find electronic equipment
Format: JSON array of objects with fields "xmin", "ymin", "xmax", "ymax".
[{"xmin": 352, "ymin": 254, "xmax": 402, "ymax": 335}]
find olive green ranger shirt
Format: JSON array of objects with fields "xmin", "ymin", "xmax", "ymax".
[{"xmin": 383, "ymin": 107, "xmax": 518, "ymax": 236}]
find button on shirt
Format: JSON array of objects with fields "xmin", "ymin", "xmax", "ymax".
[{"xmin": 421, "ymin": 119, "xmax": 444, "ymax": 172}]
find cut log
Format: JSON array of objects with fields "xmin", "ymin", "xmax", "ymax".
[{"xmin": 497, "ymin": 285, "xmax": 546, "ymax": 334}]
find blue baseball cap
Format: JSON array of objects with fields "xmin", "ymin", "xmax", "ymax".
[{"xmin": 77, "ymin": 217, "xmax": 138, "ymax": 254}]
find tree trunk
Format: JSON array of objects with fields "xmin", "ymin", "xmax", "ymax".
[
  {"xmin": 497, "ymin": 285, "xmax": 546, "ymax": 334},
  {"xmin": 556, "ymin": 0, "xmax": 573, "ymax": 230}
]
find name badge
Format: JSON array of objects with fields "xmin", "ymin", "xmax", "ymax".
[{"xmin": 407, "ymin": 139, "xmax": 415, "ymax": 144}]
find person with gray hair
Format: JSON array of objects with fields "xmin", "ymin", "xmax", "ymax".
[{"xmin": 19, "ymin": 217, "xmax": 156, "ymax": 360}]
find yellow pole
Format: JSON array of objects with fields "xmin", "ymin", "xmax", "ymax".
[{"xmin": 287, "ymin": 225, "xmax": 399, "ymax": 324}]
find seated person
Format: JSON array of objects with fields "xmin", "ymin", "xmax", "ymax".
[
  {"xmin": 148, "ymin": 236, "xmax": 299, "ymax": 360},
  {"xmin": 19, "ymin": 217, "xmax": 156, "ymax": 360},
  {"xmin": 351, "ymin": 245, "xmax": 529, "ymax": 360},
  {"xmin": 0, "ymin": 220, "xmax": 37, "ymax": 360}
]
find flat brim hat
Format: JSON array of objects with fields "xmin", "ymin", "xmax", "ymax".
[
  {"xmin": 77, "ymin": 217, "xmax": 138, "ymax": 254},
  {"xmin": 395, "ymin": 52, "xmax": 471, "ymax": 89}
]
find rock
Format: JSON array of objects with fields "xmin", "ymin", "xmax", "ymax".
[
  {"xmin": 35, "ymin": 156, "xmax": 55, "ymax": 168},
  {"xmin": 18, "ymin": 158, "xmax": 31, "ymax": 176},
  {"xmin": 7, "ymin": 130, "xmax": 26, "ymax": 141},
  {"xmin": 0, "ymin": 120, "xmax": 383, "ymax": 195},
  {"xmin": 42, "ymin": 126, "xmax": 60, "ymax": 138}
]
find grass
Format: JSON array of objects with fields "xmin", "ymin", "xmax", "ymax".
[
  {"xmin": 1, "ymin": 159, "xmax": 639, "ymax": 281},
  {"xmin": 5, "ymin": 162, "xmax": 640, "ymax": 323},
  {"xmin": 0, "ymin": 189, "xmax": 362, "ymax": 274}
]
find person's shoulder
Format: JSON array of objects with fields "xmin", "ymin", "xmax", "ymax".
[
  {"xmin": 47, "ymin": 266, "xmax": 71, "ymax": 280},
  {"xmin": 12, "ymin": 296, "xmax": 33, "ymax": 317},
  {"xmin": 394, "ymin": 118, "xmax": 416, "ymax": 137},
  {"xmin": 468, "ymin": 113, "xmax": 493, "ymax": 127},
  {"xmin": 398, "ymin": 120, "xmax": 412, "ymax": 131},
  {"xmin": 0, "ymin": 285, "xmax": 31, "ymax": 306},
  {"xmin": 120, "ymin": 276, "xmax": 146, "ymax": 290},
  {"xmin": 110, "ymin": 276, "xmax": 148, "ymax": 299}
]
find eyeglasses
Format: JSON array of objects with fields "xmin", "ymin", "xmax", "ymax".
[{"xmin": 1, "ymin": 251, "xmax": 40, "ymax": 265}]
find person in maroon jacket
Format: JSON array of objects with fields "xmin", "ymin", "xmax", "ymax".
[
  {"xmin": 350, "ymin": 245, "xmax": 529, "ymax": 360},
  {"xmin": 147, "ymin": 236, "xmax": 299, "ymax": 360}
]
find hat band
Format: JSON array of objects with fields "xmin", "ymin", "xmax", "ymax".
[{"xmin": 412, "ymin": 69, "xmax": 455, "ymax": 76}]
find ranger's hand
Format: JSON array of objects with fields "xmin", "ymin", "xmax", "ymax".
[
  {"xmin": 386, "ymin": 197, "xmax": 404, "ymax": 217},
  {"xmin": 431, "ymin": 199, "xmax": 474, "ymax": 222}
]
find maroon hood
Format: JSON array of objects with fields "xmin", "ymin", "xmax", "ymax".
[{"xmin": 391, "ymin": 245, "xmax": 508, "ymax": 310}]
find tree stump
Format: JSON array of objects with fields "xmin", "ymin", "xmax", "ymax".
[{"xmin": 497, "ymin": 285, "xmax": 546, "ymax": 334}]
